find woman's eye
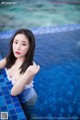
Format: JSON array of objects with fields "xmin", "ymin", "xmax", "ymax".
[
  {"xmin": 23, "ymin": 43, "xmax": 27, "ymax": 46},
  {"xmin": 14, "ymin": 41, "xmax": 18, "ymax": 44}
]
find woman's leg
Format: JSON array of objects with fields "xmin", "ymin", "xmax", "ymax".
[{"xmin": 21, "ymin": 90, "xmax": 38, "ymax": 120}]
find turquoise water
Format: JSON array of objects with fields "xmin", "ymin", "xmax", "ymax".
[{"xmin": 0, "ymin": 0, "xmax": 80, "ymax": 31}]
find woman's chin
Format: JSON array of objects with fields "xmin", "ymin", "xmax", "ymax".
[
  {"xmin": 14, "ymin": 55, "xmax": 25, "ymax": 60},
  {"xmin": 14, "ymin": 54, "xmax": 21, "ymax": 58}
]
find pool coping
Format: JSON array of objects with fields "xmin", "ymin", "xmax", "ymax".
[{"xmin": 0, "ymin": 24, "xmax": 80, "ymax": 39}]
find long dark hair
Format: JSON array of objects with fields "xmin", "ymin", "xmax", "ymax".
[{"xmin": 5, "ymin": 28, "xmax": 35, "ymax": 74}]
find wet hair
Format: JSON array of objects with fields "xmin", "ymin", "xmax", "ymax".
[{"xmin": 5, "ymin": 28, "xmax": 35, "ymax": 74}]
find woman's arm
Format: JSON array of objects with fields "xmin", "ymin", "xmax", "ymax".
[
  {"xmin": 0, "ymin": 58, "xmax": 7, "ymax": 69},
  {"xmin": 11, "ymin": 63, "xmax": 40, "ymax": 96}
]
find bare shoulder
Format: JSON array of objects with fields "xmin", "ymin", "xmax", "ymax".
[{"xmin": 0, "ymin": 57, "xmax": 7, "ymax": 69}]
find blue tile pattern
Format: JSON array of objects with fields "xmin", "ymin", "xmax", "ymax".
[{"xmin": 0, "ymin": 55, "xmax": 27, "ymax": 120}]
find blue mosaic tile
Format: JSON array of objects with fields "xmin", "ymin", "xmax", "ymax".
[
  {"xmin": 0, "ymin": 92, "xmax": 2, "ymax": 96},
  {"xmin": 16, "ymin": 107, "xmax": 23, "ymax": 113},
  {"xmin": 4, "ymin": 94, "xmax": 11, "ymax": 100},
  {"xmin": 14, "ymin": 103, "xmax": 21, "ymax": 108},
  {"xmin": 9, "ymin": 109, "xmax": 16, "ymax": 115},
  {"xmin": 1, "ymin": 106, "xmax": 7, "ymax": 111},
  {"xmin": 10, "ymin": 114, "xmax": 18, "ymax": 120}
]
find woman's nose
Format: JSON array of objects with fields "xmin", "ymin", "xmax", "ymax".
[{"xmin": 16, "ymin": 44, "xmax": 21, "ymax": 50}]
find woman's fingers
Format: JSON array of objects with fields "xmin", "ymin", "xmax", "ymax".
[
  {"xmin": 34, "ymin": 65, "xmax": 40, "ymax": 74},
  {"xmin": 32, "ymin": 63, "xmax": 38, "ymax": 71},
  {"xmin": 31, "ymin": 64, "xmax": 40, "ymax": 72},
  {"xmin": 27, "ymin": 64, "xmax": 40, "ymax": 75}
]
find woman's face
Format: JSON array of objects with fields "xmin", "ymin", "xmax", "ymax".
[{"xmin": 12, "ymin": 34, "xmax": 30, "ymax": 59}]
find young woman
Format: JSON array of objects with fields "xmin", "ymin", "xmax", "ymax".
[{"xmin": 0, "ymin": 28, "xmax": 40, "ymax": 120}]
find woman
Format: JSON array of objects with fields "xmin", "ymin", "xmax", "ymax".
[{"xmin": 0, "ymin": 28, "xmax": 40, "ymax": 120}]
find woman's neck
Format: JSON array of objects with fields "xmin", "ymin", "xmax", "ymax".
[{"xmin": 15, "ymin": 57, "xmax": 24, "ymax": 66}]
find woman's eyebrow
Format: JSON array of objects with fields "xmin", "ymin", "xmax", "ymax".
[
  {"xmin": 14, "ymin": 39, "xmax": 28, "ymax": 44},
  {"xmin": 14, "ymin": 39, "xmax": 18, "ymax": 41},
  {"xmin": 22, "ymin": 41, "xmax": 28, "ymax": 43}
]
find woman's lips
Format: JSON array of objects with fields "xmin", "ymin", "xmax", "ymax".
[{"xmin": 15, "ymin": 51, "xmax": 21, "ymax": 54}]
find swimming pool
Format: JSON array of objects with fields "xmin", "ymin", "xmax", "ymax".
[
  {"xmin": 0, "ymin": 24, "xmax": 80, "ymax": 119},
  {"xmin": 0, "ymin": 0, "xmax": 80, "ymax": 31}
]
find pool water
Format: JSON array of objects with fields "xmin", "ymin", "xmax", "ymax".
[
  {"xmin": 33, "ymin": 29, "xmax": 80, "ymax": 118},
  {"xmin": 0, "ymin": 0, "xmax": 80, "ymax": 31}
]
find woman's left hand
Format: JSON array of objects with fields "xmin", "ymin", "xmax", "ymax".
[{"xmin": 26, "ymin": 63, "xmax": 40, "ymax": 77}]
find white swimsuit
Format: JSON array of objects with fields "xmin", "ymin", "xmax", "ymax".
[{"xmin": 5, "ymin": 68, "xmax": 35, "ymax": 103}]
